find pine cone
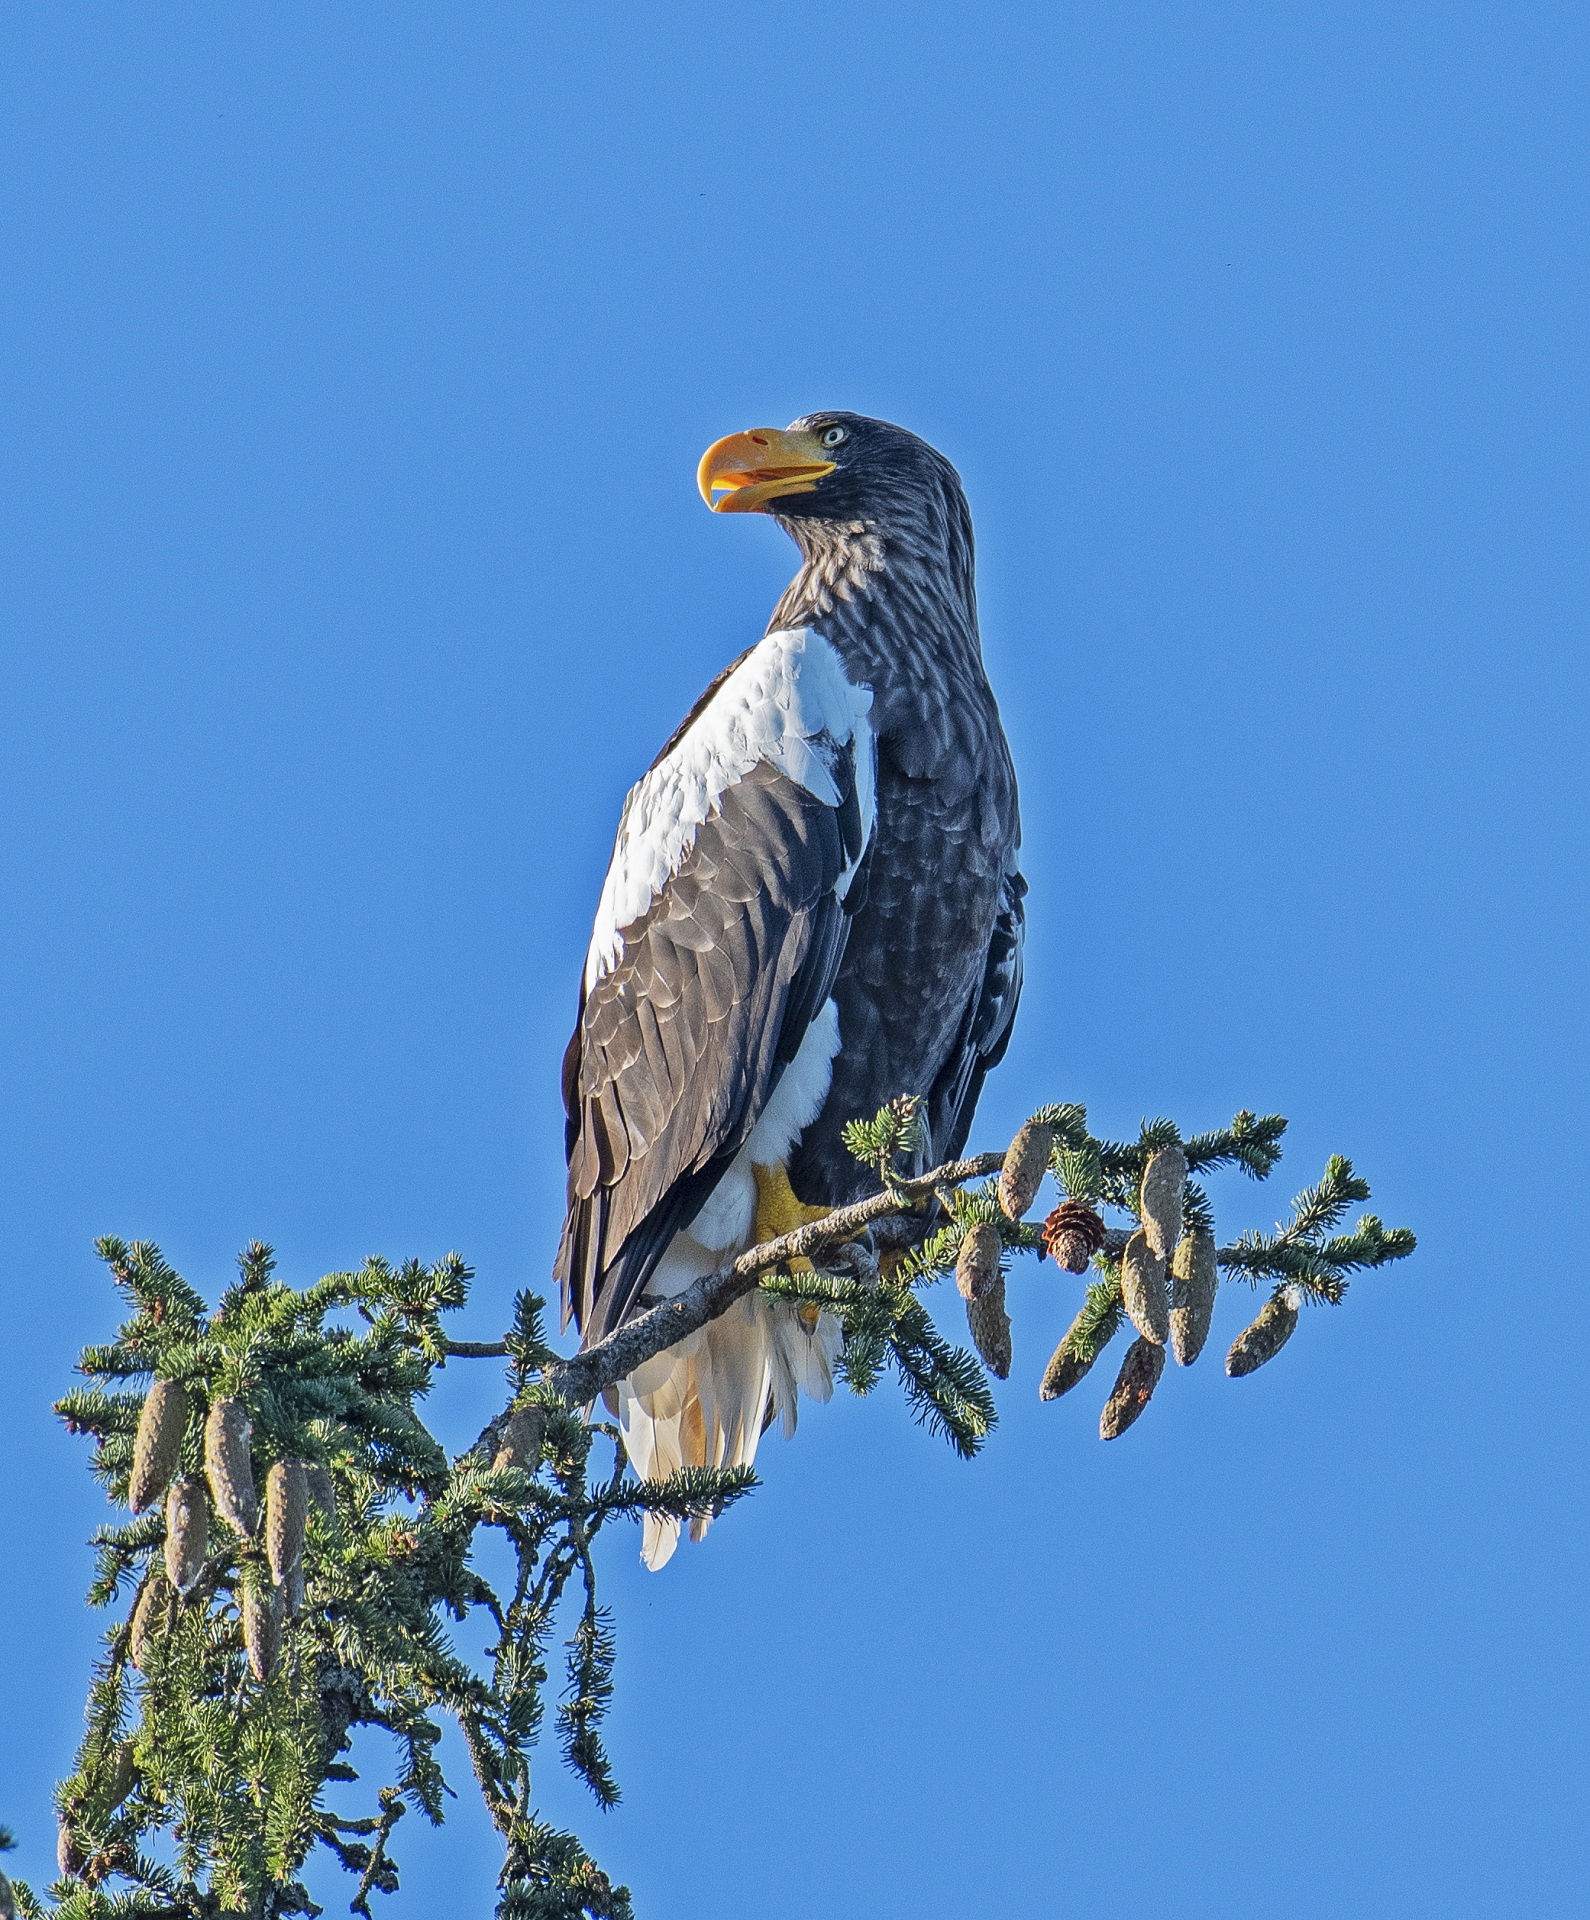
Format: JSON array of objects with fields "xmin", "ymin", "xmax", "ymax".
[
  {"xmin": 1100, "ymin": 1336, "xmax": 1166, "ymax": 1439},
  {"xmin": 103, "ymin": 1740, "xmax": 137, "ymax": 1814},
  {"xmin": 129, "ymin": 1571, "xmax": 174, "ymax": 1670},
  {"xmin": 1139, "ymin": 1147, "xmax": 1187, "ymax": 1263},
  {"xmin": 955, "ymin": 1220, "xmax": 1003, "ymax": 1301},
  {"xmin": 966, "ymin": 1272, "xmax": 1012, "ymax": 1378},
  {"xmin": 129, "ymin": 1379, "xmax": 190, "ymax": 1514},
  {"xmin": 1040, "ymin": 1201, "xmax": 1106, "ymax": 1274},
  {"xmin": 242, "ymin": 1575, "xmax": 282, "ymax": 1683},
  {"xmin": 1039, "ymin": 1308, "xmax": 1100, "ymax": 1401},
  {"xmin": 1120, "ymin": 1228, "xmax": 1169, "ymax": 1345},
  {"xmin": 163, "ymin": 1475, "xmax": 209, "ymax": 1595},
  {"xmin": 266, "ymin": 1461, "xmax": 308, "ymax": 1585},
  {"xmin": 0, "ymin": 1862, "xmax": 16, "ymax": 1920},
  {"xmin": 58, "ymin": 1821, "xmax": 82, "ymax": 1879},
  {"xmin": 1226, "ymin": 1291, "xmax": 1300, "ymax": 1376},
  {"xmin": 305, "ymin": 1464, "xmax": 337, "ymax": 1529},
  {"xmin": 282, "ymin": 1558, "xmax": 306, "ymax": 1620},
  {"xmin": 1170, "ymin": 1229, "xmax": 1219, "ymax": 1366},
  {"xmin": 998, "ymin": 1121, "xmax": 1053, "ymax": 1221},
  {"xmin": 204, "ymin": 1398, "xmax": 258, "ymax": 1538},
  {"xmin": 493, "ymin": 1405, "xmax": 548, "ymax": 1472}
]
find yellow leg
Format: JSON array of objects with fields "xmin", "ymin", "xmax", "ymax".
[
  {"xmin": 751, "ymin": 1161, "xmax": 833, "ymax": 1333},
  {"xmin": 751, "ymin": 1161, "xmax": 832, "ymax": 1254}
]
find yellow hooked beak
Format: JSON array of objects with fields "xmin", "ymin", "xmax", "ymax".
[{"xmin": 696, "ymin": 426, "xmax": 837, "ymax": 513}]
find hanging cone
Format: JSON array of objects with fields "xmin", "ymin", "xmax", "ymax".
[
  {"xmin": 305, "ymin": 1464, "xmax": 337, "ymax": 1529},
  {"xmin": 1100, "ymin": 1337, "xmax": 1166, "ymax": 1439},
  {"xmin": 265, "ymin": 1461, "xmax": 308, "ymax": 1586},
  {"xmin": 998, "ymin": 1121, "xmax": 1053, "ymax": 1221},
  {"xmin": 1226, "ymin": 1291, "xmax": 1300, "ymax": 1376},
  {"xmin": 955, "ymin": 1221, "xmax": 1004, "ymax": 1301},
  {"xmin": 103, "ymin": 1740, "xmax": 137, "ymax": 1814},
  {"xmin": 1170, "ymin": 1229, "xmax": 1219, "ymax": 1366},
  {"xmin": 129, "ymin": 1571, "xmax": 174, "ymax": 1671},
  {"xmin": 1041, "ymin": 1201, "xmax": 1107, "ymax": 1274},
  {"xmin": 1120, "ymin": 1228, "xmax": 1169, "ymax": 1345},
  {"xmin": 966, "ymin": 1273, "xmax": 1012, "ymax": 1379},
  {"xmin": 204, "ymin": 1399, "xmax": 258, "ymax": 1539},
  {"xmin": 0, "ymin": 1863, "xmax": 15, "ymax": 1919},
  {"xmin": 493, "ymin": 1405, "xmax": 548, "ymax": 1473},
  {"xmin": 1139, "ymin": 1148, "xmax": 1187, "ymax": 1263},
  {"xmin": 57, "ymin": 1822, "xmax": 82, "ymax": 1879},
  {"xmin": 1039, "ymin": 1310, "xmax": 1100, "ymax": 1401},
  {"xmin": 242, "ymin": 1575, "xmax": 282, "ymax": 1683},
  {"xmin": 282, "ymin": 1559, "xmax": 306, "ymax": 1620},
  {"xmin": 129, "ymin": 1379, "xmax": 190, "ymax": 1514},
  {"xmin": 163, "ymin": 1475, "xmax": 209, "ymax": 1595}
]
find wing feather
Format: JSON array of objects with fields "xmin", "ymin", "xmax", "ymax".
[{"xmin": 556, "ymin": 632, "xmax": 877, "ymax": 1348}]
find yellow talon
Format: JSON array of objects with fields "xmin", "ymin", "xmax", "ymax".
[{"xmin": 751, "ymin": 1161, "xmax": 832, "ymax": 1275}]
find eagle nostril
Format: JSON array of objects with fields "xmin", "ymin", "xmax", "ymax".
[{"xmin": 749, "ymin": 434, "xmax": 768, "ymax": 445}]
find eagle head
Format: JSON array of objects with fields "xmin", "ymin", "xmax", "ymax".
[{"xmin": 697, "ymin": 412, "xmax": 965, "ymax": 535}]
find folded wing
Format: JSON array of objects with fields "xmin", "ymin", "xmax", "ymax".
[{"xmin": 556, "ymin": 630, "xmax": 875, "ymax": 1347}]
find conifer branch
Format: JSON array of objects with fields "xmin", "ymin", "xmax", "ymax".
[{"xmin": 37, "ymin": 1097, "xmax": 1412, "ymax": 1918}]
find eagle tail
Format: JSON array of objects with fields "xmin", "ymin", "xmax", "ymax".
[{"xmin": 618, "ymin": 1286, "xmax": 841, "ymax": 1571}]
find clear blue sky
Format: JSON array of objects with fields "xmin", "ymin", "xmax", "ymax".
[{"xmin": 3, "ymin": 5, "xmax": 1586, "ymax": 1915}]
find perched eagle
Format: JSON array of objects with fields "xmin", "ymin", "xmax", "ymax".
[{"xmin": 555, "ymin": 413, "xmax": 1024, "ymax": 1567}]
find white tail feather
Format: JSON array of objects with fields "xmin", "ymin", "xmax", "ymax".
[{"xmin": 618, "ymin": 1288, "xmax": 841, "ymax": 1571}]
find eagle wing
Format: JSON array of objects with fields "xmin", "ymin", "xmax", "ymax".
[
  {"xmin": 926, "ymin": 861, "xmax": 1027, "ymax": 1164},
  {"xmin": 555, "ymin": 629, "xmax": 875, "ymax": 1348}
]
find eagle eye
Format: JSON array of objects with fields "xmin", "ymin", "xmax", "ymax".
[{"xmin": 821, "ymin": 426, "xmax": 847, "ymax": 447}]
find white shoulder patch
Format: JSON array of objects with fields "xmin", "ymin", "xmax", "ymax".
[{"xmin": 585, "ymin": 629, "xmax": 875, "ymax": 988}]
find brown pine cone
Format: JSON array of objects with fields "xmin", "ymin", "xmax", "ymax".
[
  {"xmin": 1226, "ymin": 1290, "xmax": 1300, "ymax": 1376},
  {"xmin": 1139, "ymin": 1147, "xmax": 1188, "ymax": 1262},
  {"xmin": 266, "ymin": 1461, "xmax": 308, "ymax": 1585},
  {"xmin": 966, "ymin": 1274, "xmax": 1012, "ymax": 1379},
  {"xmin": 1040, "ymin": 1201, "xmax": 1106, "ymax": 1274},
  {"xmin": 1170, "ymin": 1229, "xmax": 1219, "ymax": 1366},
  {"xmin": 242, "ymin": 1574, "xmax": 283, "ymax": 1683},
  {"xmin": 1119, "ymin": 1228, "xmax": 1170, "ymax": 1345},
  {"xmin": 129, "ymin": 1379, "xmax": 190, "ymax": 1514},
  {"xmin": 163, "ymin": 1475, "xmax": 209, "ymax": 1595},
  {"xmin": 955, "ymin": 1220, "xmax": 1004, "ymax": 1301},
  {"xmin": 1100, "ymin": 1337, "xmax": 1166, "ymax": 1439},
  {"xmin": 129, "ymin": 1571, "xmax": 174, "ymax": 1671},
  {"xmin": 998, "ymin": 1121, "xmax": 1053, "ymax": 1220},
  {"xmin": 205, "ymin": 1398, "xmax": 258, "ymax": 1539}
]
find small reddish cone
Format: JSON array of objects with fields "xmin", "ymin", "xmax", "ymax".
[
  {"xmin": 955, "ymin": 1221, "xmax": 1004, "ymax": 1301},
  {"xmin": 242, "ymin": 1576, "xmax": 283, "ymax": 1683},
  {"xmin": 1139, "ymin": 1147, "xmax": 1187, "ymax": 1263},
  {"xmin": 58, "ymin": 1821, "xmax": 82, "ymax": 1879},
  {"xmin": 1100, "ymin": 1337, "xmax": 1166, "ymax": 1439},
  {"xmin": 129, "ymin": 1379, "xmax": 190, "ymax": 1514},
  {"xmin": 1120, "ymin": 1228, "xmax": 1170, "ymax": 1345},
  {"xmin": 998, "ymin": 1121, "xmax": 1053, "ymax": 1221},
  {"xmin": 204, "ymin": 1398, "xmax": 258, "ymax": 1538},
  {"xmin": 1226, "ymin": 1290, "xmax": 1300, "ymax": 1376},
  {"xmin": 129, "ymin": 1571, "xmax": 174, "ymax": 1670},
  {"xmin": 163, "ymin": 1475, "xmax": 209, "ymax": 1595},
  {"xmin": 493, "ymin": 1405, "xmax": 548, "ymax": 1472},
  {"xmin": 1041, "ymin": 1201, "xmax": 1107, "ymax": 1274},
  {"xmin": 966, "ymin": 1273, "xmax": 1012, "ymax": 1379},
  {"xmin": 266, "ymin": 1461, "xmax": 309, "ymax": 1586},
  {"xmin": 1170, "ymin": 1229, "xmax": 1220, "ymax": 1366},
  {"xmin": 1039, "ymin": 1312, "xmax": 1099, "ymax": 1402}
]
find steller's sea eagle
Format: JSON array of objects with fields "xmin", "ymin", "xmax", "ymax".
[{"xmin": 555, "ymin": 413, "xmax": 1024, "ymax": 1567}]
